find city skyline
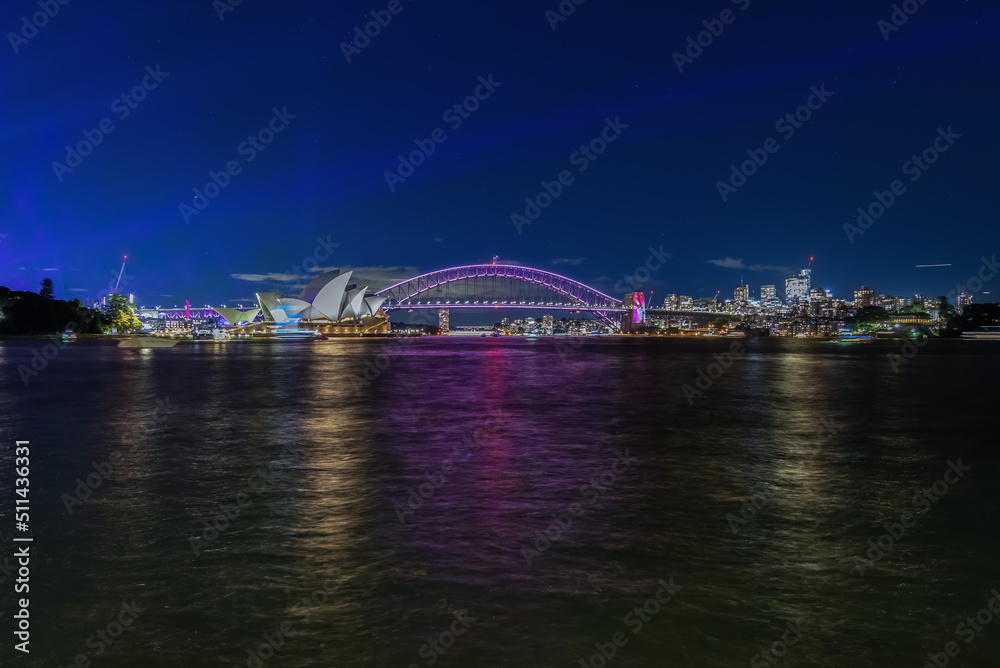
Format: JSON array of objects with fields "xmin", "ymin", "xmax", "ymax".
[
  {"xmin": 3, "ymin": 1, "xmax": 997, "ymax": 305},
  {"xmin": 7, "ymin": 253, "xmax": 990, "ymax": 313}
]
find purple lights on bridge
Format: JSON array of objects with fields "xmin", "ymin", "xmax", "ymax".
[{"xmin": 374, "ymin": 264, "xmax": 625, "ymax": 326}]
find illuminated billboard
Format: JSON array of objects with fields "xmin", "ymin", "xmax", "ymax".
[{"xmin": 631, "ymin": 291, "xmax": 645, "ymax": 324}]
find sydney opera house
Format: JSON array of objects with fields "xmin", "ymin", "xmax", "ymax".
[{"xmin": 221, "ymin": 269, "xmax": 390, "ymax": 336}]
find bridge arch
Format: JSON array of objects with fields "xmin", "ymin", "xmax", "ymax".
[{"xmin": 373, "ymin": 264, "xmax": 625, "ymax": 327}]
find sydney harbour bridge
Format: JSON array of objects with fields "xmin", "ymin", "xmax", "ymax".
[{"xmin": 143, "ymin": 263, "xmax": 738, "ymax": 329}]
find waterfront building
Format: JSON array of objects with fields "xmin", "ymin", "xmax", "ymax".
[
  {"xmin": 854, "ymin": 286, "xmax": 875, "ymax": 308},
  {"xmin": 252, "ymin": 270, "xmax": 390, "ymax": 335},
  {"xmin": 439, "ymin": 309, "xmax": 450, "ymax": 332}
]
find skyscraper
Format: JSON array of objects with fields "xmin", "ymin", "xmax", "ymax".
[
  {"xmin": 785, "ymin": 268, "xmax": 811, "ymax": 303},
  {"xmin": 438, "ymin": 309, "xmax": 450, "ymax": 332},
  {"xmin": 761, "ymin": 285, "xmax": 777, "ymax": 306},
  {"xmin": 734, "ymin": 283, "xmax": 749, "ymax": 303},
  {"xmin": 854, "ymin": 286, "xmax": 874, "ymax": 308}
]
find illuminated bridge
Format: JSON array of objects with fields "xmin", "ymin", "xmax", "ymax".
[{"xmin": 374, "ymin": 264, "xmax": 627, "ymax": 328}]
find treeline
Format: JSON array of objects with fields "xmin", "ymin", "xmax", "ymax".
[{"xmin": 0, "ymin": 287, "xmax": 107, "ymax": 335}]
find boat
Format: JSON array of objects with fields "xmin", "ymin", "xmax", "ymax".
[
  {"xmin": 254, "ymin": 327, "xmax": 321, "ymax": 340},
  {"xmin": 118, "ymin": 335, "xmax": 179, "ymax": 348},
  {"xmin": 961, "ymin": 331, "xmax": 1000, "ymax": 339}
]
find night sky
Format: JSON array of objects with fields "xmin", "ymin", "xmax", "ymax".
[{"xmin": 3, "ymin": 0, "xmax": 998, "ymax": 309}]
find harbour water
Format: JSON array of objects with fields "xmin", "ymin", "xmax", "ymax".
[{"xmin": 1, "ymin": 336, "xmax": 999, "ymax": 667}]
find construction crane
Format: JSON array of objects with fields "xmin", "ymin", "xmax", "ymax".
[{"xmin": 114, "ymin": 255, "xmax": 127, "ymax": 292}]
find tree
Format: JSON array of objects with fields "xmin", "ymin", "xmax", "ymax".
[
  {"xmin": 936, "ymin": 296, "xmax": 963, "ymax": 336},
  {"xmin": 110, "ymin": 309, "xmax": 142, "ymax": 333},
  {"xmin": 847, "ymin": 306, "xmax": 891, "ymax": 334},
  {"xmin": 108, "ymin": 293, "xmax": 133, "ymax": 313},
  {"xmin": 39, "ymin": 278, "xmax": 54, "ymax": 299}
]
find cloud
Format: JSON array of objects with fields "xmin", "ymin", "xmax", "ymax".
[
  {"xmin": 707, "ymin": 258, "xmax": 791, "ymax": 273},
  {"xmin": 433, "ymin": 237, "xmax": 443, "ymax": 243},
  {"xmin": 230, "ymin": 273, "xmax": 301, "ymax": 282},
  {"xmin": 69, "ymin": 288, "xmax": 87, "ymax": 292},
  {"xmin": 708, "ymin": 257, "xmax": 745, "ymax": 269},
  {"xmin": 230, "ymin": 266, "xmax": 421, "ymax": 292},
  {"xmin": 43, "ymin": 267, "xmax": 58, "ymax": 271},
  {"xmin": 551, "ymin": 257, "xmax": 585, "ymax": 266},
  {"xmin": 337, "ymin": 265, "xmax": 420, "ymax": 290},
  {"xmin": 748, "ymin": 263, "xmax": 792, "ymax": 274}
]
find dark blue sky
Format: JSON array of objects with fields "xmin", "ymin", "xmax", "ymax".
[{"xmin": 3, "ymin": 0, "xmax": 998, "ymax": 307}]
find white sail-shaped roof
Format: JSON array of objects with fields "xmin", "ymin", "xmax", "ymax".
[
  {"xmin": 342, "ymin": 287, "xmax": 368, "ymax": 319},
  {"xmin": 214, "ymin": 307, "xmax": 261, "ymax": 325},
  {"xmin": 311, "ymin": 271, "xmax": 353, "ymax": 320},
  {"xmin": 364, "ymin": 295, "xmax": 386, "ymax": 316},
  {"xmin": 298, "ymin": 270, "xmax": 342, "ymax": 303}
]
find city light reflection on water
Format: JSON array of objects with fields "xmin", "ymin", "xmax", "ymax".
[{"xmin": 0, "ymin": 337, "xmax": 998, "ymax": 666}]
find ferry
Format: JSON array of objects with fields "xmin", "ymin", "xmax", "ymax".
[
  {"xmin": 961, "ymin": 331, "xmax": 1000, "ymax": 340},
  {"xmin": 254, "ymin": 327, "xmax": 321, "ymax": 340},
  {"xmin": 118, "ymin": 334, "xmax": 179, "ymax": 348}
]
